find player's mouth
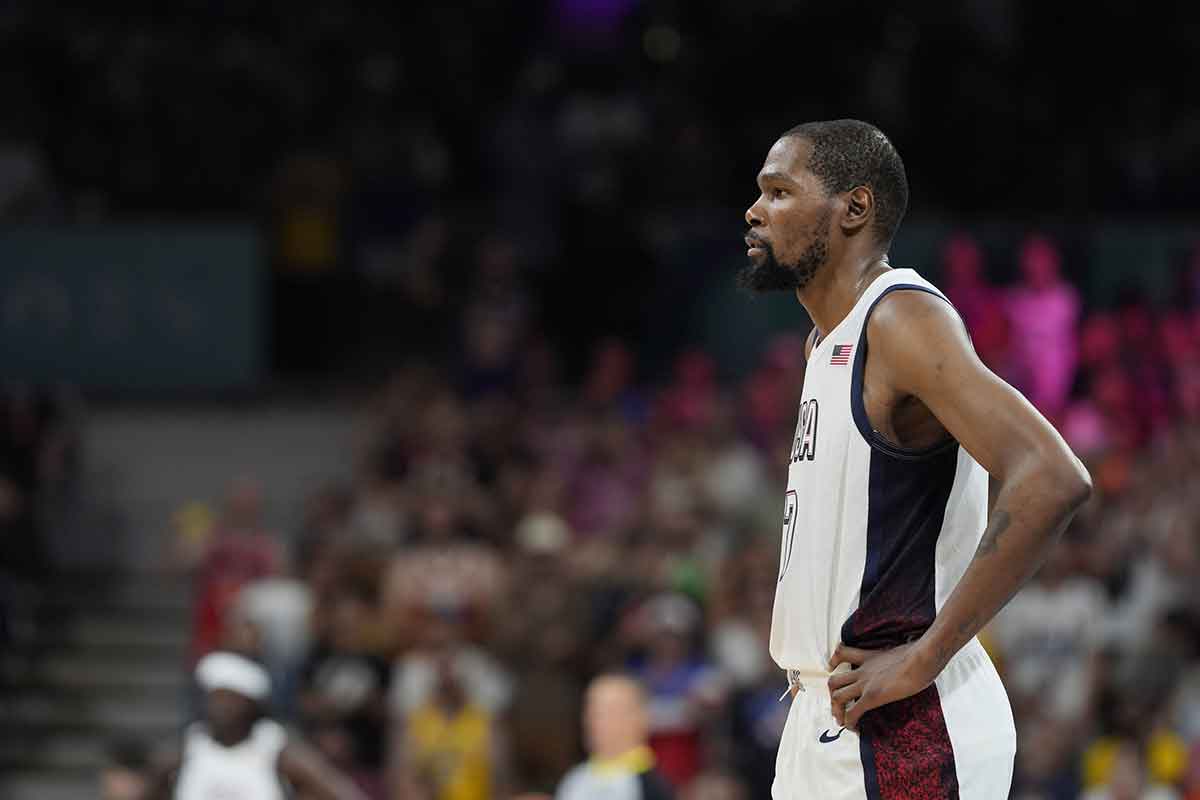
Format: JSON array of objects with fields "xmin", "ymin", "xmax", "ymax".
[{"xmin": 745, "ymin": 234, "xmax": 767, "ymax": 257}]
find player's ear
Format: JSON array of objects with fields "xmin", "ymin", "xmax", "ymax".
[{"xmin": 842, "ymin": 186, "xmax": 873, "ymax": 235}]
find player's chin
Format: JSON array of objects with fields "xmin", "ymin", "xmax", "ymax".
[
  {"xmin": 736, "ymin": 262, "xmax": 784, "ymax": 293},
  {"xmin": 735, "ymin": 263, "xmax": 762, "ymax": 290}
]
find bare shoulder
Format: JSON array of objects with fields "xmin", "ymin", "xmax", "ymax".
[
  {"xmin": 857, "ymin": 282, "xmax": 1085, "ymax": 488},
  {"xmin": 865, "ymin": 288, "xmax": 979, "ymax": 395},
  {"xmin": 867, "ymin": 287, "xmax": 967, "ymax": 343}
]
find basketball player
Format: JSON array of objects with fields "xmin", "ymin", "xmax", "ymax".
[
  {"xmin": 739, "ymin": 120, "xmax": 1092, "ymax": 799},
  {"xmin": 143, "ymin": 651, "xmax": 366, "ymax": 800}
]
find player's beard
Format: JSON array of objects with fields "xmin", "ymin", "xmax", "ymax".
[{"xmin": 737, "ymin": 211, "xmax": 831, "ymax": 294}]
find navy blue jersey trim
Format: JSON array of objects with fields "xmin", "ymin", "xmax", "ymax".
[
  {"xmin": 850, "ymin": 284, "xmax": 960, "ymax": 461},
  {"xmin": 842, "ymin": 442, "xmax": 959, "ymax": 648}
]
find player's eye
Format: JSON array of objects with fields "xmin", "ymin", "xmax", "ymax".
[{"xmin": 773, "ymin": 188, "xmax": 788, "ymax": 199}]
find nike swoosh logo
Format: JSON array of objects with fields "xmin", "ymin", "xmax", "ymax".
[{"xmin": 818, "ymin": 727, "xmax": 846, "ymax": 743}]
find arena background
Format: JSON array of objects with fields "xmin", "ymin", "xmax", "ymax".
[{"xmin": 1, "ymin": 2, "xmax": 1198, "ymax": 799}]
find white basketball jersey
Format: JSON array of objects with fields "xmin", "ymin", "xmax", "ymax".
[
  {"xmin": 769, "ymin": 268, "xmax": 989, "ymax": 673},
  {"xmin": 174, "ymin": 719, "xmax": 288, "ymax": 800}
]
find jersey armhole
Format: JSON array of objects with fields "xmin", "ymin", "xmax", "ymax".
[{"xmin": 850, "ymin": 285, "xmax": 961, "ymax": 460}]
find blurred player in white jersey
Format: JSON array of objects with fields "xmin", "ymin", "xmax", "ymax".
[{"xmin": 143, "ymin": 651, "xmax": 366, "ymax": 800}]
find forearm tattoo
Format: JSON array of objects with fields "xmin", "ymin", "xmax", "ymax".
[{"xmin": 975, "ymin": 509, "xmax": 1012, "ymax": 557}]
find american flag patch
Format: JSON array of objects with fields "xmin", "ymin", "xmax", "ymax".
[{"xmin": 830, "ymin": 344, "xmax": 853, "ymax": 365}]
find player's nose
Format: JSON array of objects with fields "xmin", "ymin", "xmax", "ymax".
[{"xmin": 745, "ymin": 198, "xmax": 764, "ymax": 227}]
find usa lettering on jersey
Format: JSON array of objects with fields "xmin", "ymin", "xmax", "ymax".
[{"xmin": 790, "ymin": 399, "xmax": 819, "ymax": 463}]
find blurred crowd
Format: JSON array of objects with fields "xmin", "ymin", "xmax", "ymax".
[
  {"xmin": 143, "ymin": 228, "xmax": 1200, "ymax": 800},
  {"xmin": 3, "ymin": 1, "xmax": 1198, "ymax": 225},
  {"xmin": 5, "ymin": 1, "xmax": 1197, "ymax": 383}
]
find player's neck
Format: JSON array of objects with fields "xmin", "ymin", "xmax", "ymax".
[
  {"xmin": 210, "ymin": 722, "xmax": 255, "ymax": 748},
  {"xmin": 796, "ymin": 255, "xmax": 891, "ymax": 339}
]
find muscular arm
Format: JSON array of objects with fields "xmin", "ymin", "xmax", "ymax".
[
  {"xmin": 830, "ymin": 290, "xmax": 1092, "ymax": 728},
  {"xmin": 278, "ymin": 741, "xmax": 369, "ymax": 800}
]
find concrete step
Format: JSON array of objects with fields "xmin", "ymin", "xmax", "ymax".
[
  {"xmin": 0, "ymin": 698, "xmax": 180, "ymax": 733},
  {"xmin": 3, "ymin": 681, "xmax": 184, "ymax": 708},
  {"xmin": 0, "ymin": 732, "xmax": 109, "ymax": 772},
  {"xmin": 61, "ymin": 618, "xmax": 190, "ymax": 651},
  {"xmin": 0, "ymin": 574, "xmax": 194, "ymax": 796},
  {"xmin": 86, "ymin": 406, "xmax": 355, "ymax": 569},
  {"xmin": 13, "ymin": 628, "xmax": 190, "ymax": 669},
  {"xmin": 0, "ymin": 723, "xmax": 178, "ymax": 754},
  {"xmin": 41, "ymin": 574, "xmax": 192, "ymax": 613},
  {"xmin": 38, "ymin": 597, "xmax": 192, "ymax": 624},
  {"xmin": 0, "ymin": 771, "xmax": 95, "ymax": 800},
  {"xmin": 0, "ymin": 561, "xmax": 200, "ymax": 794},
  {"xmin": 1, "ymin": 654, "xmax": 187, "ymax": 693}
]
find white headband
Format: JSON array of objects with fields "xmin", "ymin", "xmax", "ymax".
[{"xmin": 195, "ymin": 651, "xmax": 271, "ymax": 702}]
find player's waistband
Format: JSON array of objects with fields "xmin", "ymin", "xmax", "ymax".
[
  {"xmin": 783, "ymin": 667, "xmax": 831, "ymax": 692},
  {"xmin": 780, "ymin": 638, "xmax": 992, "ymax": 695}
]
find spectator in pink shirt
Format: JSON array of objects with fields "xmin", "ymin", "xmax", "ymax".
[
  {"xmin": 940, "ymin": 232, "xmax": 1011, "ymax": 374},
  {"xmin": 1004, "ymin": 234, "xmax": 1081, "ymax": 421}
]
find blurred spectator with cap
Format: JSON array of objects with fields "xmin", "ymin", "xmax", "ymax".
[
  {"xmin": 143, "ymin": 650, "xmax": 366, "ymax": 800},
  {"xmin": 503, "ymin": 511, "xmax": 590, "ymax": 794},
  {"xmin": 626, "ymin": 592, "xmax": 727, "ymax": 788},
  {"xmin": 555, "ymin": 674, "xmax": 674, "ymax": 800}
]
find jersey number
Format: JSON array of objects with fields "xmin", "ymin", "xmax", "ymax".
[{"xmin": 778, "ymin": 490, "xmax": 798, "ymax": 582}]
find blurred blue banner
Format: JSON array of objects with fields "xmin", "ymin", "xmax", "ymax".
[{"xmin": 0, "ymin": 226, "xmax": 263, "ymax": 391}]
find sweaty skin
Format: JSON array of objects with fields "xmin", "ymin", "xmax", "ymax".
[{"xmin": 743, "ymin": 134, "xmax": 1092, "ymax": 729}]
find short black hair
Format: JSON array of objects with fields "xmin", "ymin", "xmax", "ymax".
[{"xmin": 783, "ymin": 119, "xmax": 909, "ymax": 247}]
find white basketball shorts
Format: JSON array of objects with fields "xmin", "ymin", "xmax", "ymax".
[{"xmin": 772, "ymin": 638, "xmax": 1016, "ymax": 800}]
